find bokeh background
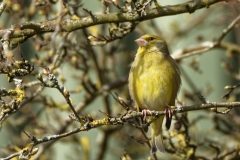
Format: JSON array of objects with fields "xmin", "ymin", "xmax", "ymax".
[{"xmin": 1, "ymin": 0, "xmax": 240, "ymax": 160}]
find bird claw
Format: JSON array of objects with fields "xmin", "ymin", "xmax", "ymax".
[
  {"xmin": 165, "ymin": 107, "xmax": 173, "ymax": 130},
  {"xmin": 142, "ymin": 109, "xmax": 152, "ymax": 123}
]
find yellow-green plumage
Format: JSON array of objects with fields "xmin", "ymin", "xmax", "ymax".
[{"xmin": 128, "ymin": 34, "xmax": 181, "ymax": 153}]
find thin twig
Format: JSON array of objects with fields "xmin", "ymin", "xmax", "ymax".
[
  {"xmin": 0, "ymin": 0, "xmax": 223, "ymax": 44},
  {"xmin": 3, "ymin": 101, "xmax": 240, "ymax": 160},
  {"xmin": 217, "ymin": 14, "xmax": 240, "ymax": 43},
  {"xmin": 173, "ymin": 14, "xmax": 240, "ymax": 60},
  {"xmin": 222, "ymin": 83, "xmax": 240, "ymax": 99}
]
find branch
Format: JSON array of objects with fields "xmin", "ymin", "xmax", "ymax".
[
  {"xmin": 0, "ymin": 0, "xmax": 223, "ymax": 43},
  {"xmin": 222, "ymin": 83, "xmax": 240, "ymax": 99},
  {"xmin": 3, "ymin": 101, "xmax": 240, "ymax": 160},
  {"xmin": 172, "ymin": 14, "xmax": 240, "ymax": 60},
  {"xmin": 0, "ymin": 86, "xmax": 44, "ymax": 123},
  {"xmin": 37, "ymin": 69, "xmax": 82, "ymax": 123},
  {"xmin": 31, "ymin": 77, "xmax": 128, "ymax": 158},
  {"xmin": 0, "ymin": 0, "xmax": 6, "ymax": 16},
  {"xmin": 216, "ymin": 13, "xmax": 240, "ymax": 43}
]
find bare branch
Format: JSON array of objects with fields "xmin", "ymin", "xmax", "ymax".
[
  {"xmin": 0, "ymin": 0, "xmax": 223, "ymax": 44},
  {"xmin": 0, "ymin": 0, "xmax": 6, "ymax": 16},
  {"xmin": 2, "ymin": 100, "xmax": 240, "ymax": 159},
  {"xmin": 217, "ymin": 14, "xmax": 240, "ymax": 43},
  {"xmin": 173, "ymin": 14, "xmax": 240, "ymax": 60}
]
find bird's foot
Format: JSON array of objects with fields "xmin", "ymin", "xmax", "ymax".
[
  {"xmin": 142, "ymin": 109, "xmax": 153, "ymax": 123},
  {"xmin": 165, "ymin": 107, "xmax": 173, "ymax": 130}
]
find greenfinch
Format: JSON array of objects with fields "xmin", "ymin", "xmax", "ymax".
[{"xmin": 128, "ymin": 34, "xmax": 181, "ymax": 153}]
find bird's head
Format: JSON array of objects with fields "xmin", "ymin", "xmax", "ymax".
[{"xmin": 135, "ymin": 34, "xmax": 169, "ymax": 55}]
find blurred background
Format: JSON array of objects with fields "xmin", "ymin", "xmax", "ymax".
[{"xmin": 0, "ymin": 0, "xmax": 240, "ymax": 159}]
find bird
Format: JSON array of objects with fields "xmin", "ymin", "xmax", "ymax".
[{"xmin": 128, "ymin": 34, "xmax": 181, "ymax": 153}]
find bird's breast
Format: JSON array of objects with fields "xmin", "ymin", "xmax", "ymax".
[{"xmin": 129, "ymin": 52, "xmax": 180, "ymax": 111}]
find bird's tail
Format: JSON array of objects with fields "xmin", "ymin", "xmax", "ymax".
[
  {"xmin": 151, "ymin": 133, "xmax": 165, "ymax": 153},
  {"xmin": 151, "ymin": 116, "xmax": 165, "ymax": 154}
]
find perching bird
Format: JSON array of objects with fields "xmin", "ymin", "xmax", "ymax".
[{"xmin": 128, "ymin": 34, "xmax": 181, "ymax": 153}]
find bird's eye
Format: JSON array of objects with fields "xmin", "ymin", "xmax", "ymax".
[{"xmin": 148, "ymin": 37, "xmax": 154, "ymax": 41}]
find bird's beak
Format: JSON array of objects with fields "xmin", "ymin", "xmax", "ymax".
[{"xmin": 135, "ymin": 38, "xmax": 147, "ymax": 47}]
